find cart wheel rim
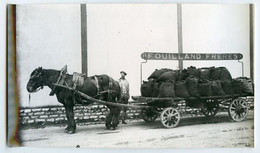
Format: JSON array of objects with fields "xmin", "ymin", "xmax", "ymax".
[
  {"xmin": 141, "ymin": 109, "xmax": 158, "ymax": 122},
  {"xmin": 228, "ymin": 98, "xmax": 249, "ymax": 122},
  {"xmin": 160, "ymin": 107, "xmax": 180, "ymax": 128}
]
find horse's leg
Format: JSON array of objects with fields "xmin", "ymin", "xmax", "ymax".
[
  {"xmin": 110, "ymin": 107, "xmax": 116, "ymax": 130},
  {"xmin": 105, "ymin": 106, "xmax": 113, "ymax": 129},
  {"xmin": 112, "ymin": 107, "xmax": 121, "ymax": 128},
  {"xmin": 64, "ymin": 104, "xmax": 70, "ymax": 133},
  {"xmin": 64, "ymin": 98, "xmax": 76, "ymax": 134},
  {"xmin": 110, "ymin": 96, "xmax": 120, "ymax": 130}
]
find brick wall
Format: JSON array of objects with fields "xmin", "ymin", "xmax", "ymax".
[{"xmin": 19, "ymin": 104, "xmax": 142, "ymax": 128}]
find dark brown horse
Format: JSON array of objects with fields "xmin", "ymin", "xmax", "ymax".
[{"xmin": 26, "ymin": 67, "xmax": 121, "ymax": 134}]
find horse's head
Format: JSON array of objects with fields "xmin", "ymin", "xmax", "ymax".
[{"xmin": 27, "ymin": 67, "xmax": 44, "ymax": 93}]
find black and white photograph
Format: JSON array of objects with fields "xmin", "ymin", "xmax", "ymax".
[{"xmin": 7, "ymin": 3, "xmax": 254, "ymax": 148}]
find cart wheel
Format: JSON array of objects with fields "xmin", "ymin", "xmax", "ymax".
[
  {"xmin": 201, "ymin": 106, "xmax": 219, "ymax": 117},
  {"xmin": 141, "ymin": 109, "xmax": 158, "ymax": 122},
  {"xmin": 160, "ymin": 107, "xmax": 180, "ymax": 128},
  {"xmin": 228, "ymin": 98, "xmax": 249, "ymax": 122}
]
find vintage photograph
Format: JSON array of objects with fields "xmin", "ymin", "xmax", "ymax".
[{"xmin": 7, "ymin": 4, "xmax": 254, "ymax": 148}]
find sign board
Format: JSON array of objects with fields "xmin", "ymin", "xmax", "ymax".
[{"xmin": 141, "ymin": 52, "xmax": 243, "ymax": 60}]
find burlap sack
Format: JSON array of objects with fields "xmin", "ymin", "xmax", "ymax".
[
  {"xmin": 141, "ymin": 81, "xmax": 149, "ymax": 97},
  {"xmin": 232, "ymin": 79, "xmax": 243, "ymax": 94},
  {"xmin": 221, "ymin": 80, "xmax": 233, "ymax": 95},
  {"xmin": 175, "ymin": 80, "xmax": 190, "ymax": 98},
  {"xmin": 199, "ymin": 80, "xmax": 212, "ymax": 96},
  {"xmin": 210, "ymin": 67, "xmax": 232, "ymax": 81},
  {"xmin": 219, "ymin": 67, "xmax": 232, "ymax": 81},
  {"xmin": 237, "ymin": 77, "xmax": 254, "ymax": 95},
  {"xmin": 157, "ymin": 71, "xmax": 178, "ymax": 82},
  {"xmin": 158, "ymin": 82, "xmax": 175, "ymax": 98},
  {"xmin": 186, "ymin": 77, "xmax": 200, "ymax": 97},
  {"xmin": 211, "ymin": 80, "xmax": 225, "ymax": 96},
  {"xmin": 153, "ymin": 82, "xmax": 160, "ymax": 97},
  {"xmin": 148, "ymin": 68, "xmax": 173, "ymax": 80},
  {"xmin": 141, "ymin": 79, "xmax": 155, "ymax": 97},
  {"xmin": 210, "ymin": 67, "xmax": 221, "ymax": 80},
  {"xmin": 177, "ymin": 69, "xmax": 188, "ymax": 81},
  {"xmin": 199, "ymin": 68, "xmax": 211, "ymax": 80},
  {"xmin": 187, "ymin": 66, "xmax": 200, "ymax": 77}
]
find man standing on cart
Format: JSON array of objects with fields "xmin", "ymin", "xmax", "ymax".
[{"xmin": 118, "ymin": 71, "xmax": 130, "ymax": 124}]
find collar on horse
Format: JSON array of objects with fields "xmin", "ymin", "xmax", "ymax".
[{"xmin": 49, "ymin": 65, "xmax": 67, "ymax": 96}]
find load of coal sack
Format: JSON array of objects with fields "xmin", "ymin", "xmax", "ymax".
[{"xmin": 141, "ymin": 66, "xmax": 254, "ymax": 98}]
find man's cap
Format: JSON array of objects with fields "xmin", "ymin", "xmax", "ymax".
[{"xmin": 120, "ymin": 71, "xmax": 127, "ymax": 75}]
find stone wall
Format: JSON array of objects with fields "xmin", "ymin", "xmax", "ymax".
[
  {"xmin": 19, "ymin": 104, "xmax": 142, "ymax": 128},
  {"xmin": 19, "ymin": 97, "xmax": 254, "ymax": 128}
]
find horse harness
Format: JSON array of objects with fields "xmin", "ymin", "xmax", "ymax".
[
  {"xmin": 91, "ymin": 75, "xmax": 117, "ymax": 100},
  {"xmin": 50, "ymin": 65, "xmax": 118, "ymax": 105},
  {"xmin": 73, "ymin": 75, "xmax": 117, "ymax": 105},
  {"xmin": 72, "ymin": 72, "xmax": 86, "ymax": 89},
  {"xmin": 49, "ymin": 65, "xmax": 68, "ymax": 96}
]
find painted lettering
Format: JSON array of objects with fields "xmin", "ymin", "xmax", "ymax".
[
  {"xmin": 196, "ymin": 54, "xmax": 201, "ymax": 59},
  {"xmin": 155, "ymin": 53, "xmax": 161, "ymax": 59},
  {"xmin": 184, "ymin": 54, "xmax": 190, "ymax": 59}
]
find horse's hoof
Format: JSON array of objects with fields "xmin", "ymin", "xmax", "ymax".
[
  {"xmin": 110, "ymin": 126, "xmax": 116, "ymax": 130},
  {"xmin": 64, "ymin": 129, "xmax": 69, "ymax": 133},
  {"xmin": 106, "ymin": 125, "xmax": 110, "ymax": 130},
  {"xmin": 67, "ymin": 130, "xmax": 75, "ymax": 134}
]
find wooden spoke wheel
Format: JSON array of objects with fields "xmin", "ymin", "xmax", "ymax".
[
  {"xmin": 201, "ymin": 105, "xmax": 219, "ymax": 117},
  {"xmin": 228, "ymin": 98, "xmax": 249, "ymax": 122},
  {"xmin": 160, "ymin": 107, "xmax": 181, "ymax": 128},
  {"xmin": 141, "ymin": 108, "xmax": 158, "ymax": 122}
]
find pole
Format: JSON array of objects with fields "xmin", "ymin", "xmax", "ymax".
[
  {"xmin": 80, "ymin": 4, "xmax": 88, "ymax": 75},
  {"xmin": 53, "ymin": 84, "xmax": 150, "ymax": 109},
  {"xmin": 177, "ymin": 4, "xmax": 183, "ymax": 69},
  {"xmin": 140, "ymin": 60, "xmax": 147, "ymax": 86},
  {"xmin": 249, "ymin": 4, "xmax": 254, "ymax": 81}
]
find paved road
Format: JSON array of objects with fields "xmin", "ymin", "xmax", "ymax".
[{"xmin": 21, "ymin": 111, "xmax": 254, "ymax": 148}]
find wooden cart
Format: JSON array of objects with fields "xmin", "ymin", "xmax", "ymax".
[
  {"xmin": 131, "ymin": 94, "xmax": 253, "ymax": 128},
  {"xmin": 54, "ymin": 83, "xmax": 253, "ymax": 129}
]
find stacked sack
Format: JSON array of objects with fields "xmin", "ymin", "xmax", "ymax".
[{"xmin": 141, "ymin": 66, "xmax": 254, "ymax": 98}]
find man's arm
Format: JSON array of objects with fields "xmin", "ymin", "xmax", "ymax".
[{"xmin": 126, "ymin": 80, "xmax": 130, "ymax": 93}]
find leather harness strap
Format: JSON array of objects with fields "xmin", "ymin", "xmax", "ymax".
[
  {"xmin": 91, "ymin": 76, "xmax": 115, "ymax": 98},
  {"xmin": 93, "ymin": 75, "xmax": 100, "ymax": 94},
  {"xmin": 72, "ymin": 72, "xmax": 86, "ymax": 89},
  {"xmin": 72, "ymin": 75, "xmax": 118, "ymax": 105},
  {"xmin": 108, "ymin": 76, "xmax": 113, "ymax": 92},
  {"xmin": 49, "ymin": 65, "xmax": 67, "ymax": 96}
]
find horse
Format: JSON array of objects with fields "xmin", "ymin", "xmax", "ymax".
[{"xmin": 26, "ymin": 67, "xmax": 121, "ymax": 134}]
